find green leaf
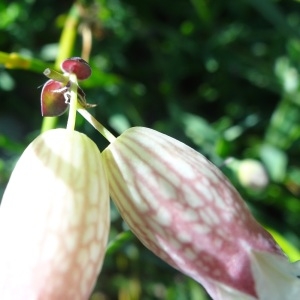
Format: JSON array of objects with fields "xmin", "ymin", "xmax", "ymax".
[
  {"xmin": 266, "ymin": 227, "xmax": 300, "ymax": 262},
  {"xmin": 106, "ymin": 230, "xmax": 135, "ymax": 255},
  {"xmin": 260, "ymin": 144, "xmax": 287, "ymax": 182}
]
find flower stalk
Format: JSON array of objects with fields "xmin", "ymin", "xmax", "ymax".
[
  {"xmin": 66, "ymin": 73, "xmax": 78, "ymax": 131},
  {"xmin": 43, "ymin": 68, "xmax": 69, "ymax": 84},
  {"xmin": 77, "ymin": 108, "xmax": 116, "ymax": 143}
]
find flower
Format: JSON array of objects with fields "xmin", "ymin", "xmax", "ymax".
[
  {"xmin": 102, "ymin": 126, "xmax": 300, "ymax": 300},
  {"xmin": 0, "ymin": 128, "xmax": 110, "ymax": 300},
  {"xmin": 5, "ymin": 57, "xmax": 297, "ymax": 299}
]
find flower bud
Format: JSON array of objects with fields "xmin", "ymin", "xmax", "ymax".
[
  {"xmin": 238, "ymin": 159, "xmax": 269, "ymax": 191},
  {"xmin": 0, "ymin": 129, "xmax": 110, "ymax": 300},
  {"xmin": 102, "ymin": 127, "xmax": 299, "ymax": 300}
]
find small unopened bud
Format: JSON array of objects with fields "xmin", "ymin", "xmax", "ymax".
[
  {"xmin": 0, "ymin": 129, "xmax": 110, "ymax": 300},
  {"xmin": 238, "ymin": 159, "xmax": 269, "ymax": 191}
]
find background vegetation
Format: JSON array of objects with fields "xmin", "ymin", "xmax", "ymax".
[{"xmin": 1, "ymin": 0, "xmax": 300, "ymax": 299}]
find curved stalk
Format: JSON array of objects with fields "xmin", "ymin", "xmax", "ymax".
[
  {"xmin": 77, "ymin": 108, "xmax": 116, "ymax": 143},
  {"xmin": 67, "ymin": 74, "xmax": 78, "ymax": 131}
]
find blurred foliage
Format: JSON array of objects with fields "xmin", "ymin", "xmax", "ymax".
[{"xmin": 1, "ymin": 0, "xmax": 300, "ymax": 299}]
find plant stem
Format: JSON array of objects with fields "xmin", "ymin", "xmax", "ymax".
[
  {"xmin": 55, "ymin": 4, "xmax": 80, "ymax": 69},
  {"xmin": 67, "ymin": 74, "xmax": 78, "ymax": 131},
  {"xmin": 77, "ymin": 108, "xmax": 116, "ymax": 143},
  {"xmin": 43, "ymin": 68, "xmax": 69, "ymax": 84},
  {"xmin": 0, "ymin": 51, "xmax": 49, "ymax": 72},
  {"xmin": 41, "ymin": 117, "xmax": 58, "ymax": 133},
  {"xmin": 41, "ymin": 4, "xmax": 80, "ymax": 133},
  {"xmin": 80, "ymin": 24, "xmax": 92, "ymax": 62}
]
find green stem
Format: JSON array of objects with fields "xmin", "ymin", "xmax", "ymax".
[
  {"xmin": 43, "ymin": 68, "xmax": 69, "ymax": 84},
  {"xmin": 55, "ymin": 4, "xmax": 80, "ymax": 69},
  {"xmin": 67, "ymin": 74, "xmax": 78, "ymax": 131},
  {"xmin": 41, "ymin": 4, "xmax": 80, "ymax": 133},
  {"xmin": 41, "ymin": 117, "xmax": 58, "ymax": 133},
  {"xmin": 0, "ymin": 51, "xmax": 50, "ymax": 73},
  {"xmin": 77, "ymin": 108, "xmax": 116, "ymax": 143}
]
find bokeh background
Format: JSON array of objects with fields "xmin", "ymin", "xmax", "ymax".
[{"xmin": 1, "ymin": 0, "xmax": 300, "ymax": 299}]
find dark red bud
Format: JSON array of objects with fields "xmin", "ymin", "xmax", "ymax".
[
  {"xmin": 60, "ymin": 57, "xmax": 91, "ymax": 80},
  {"xmin": 40, "ymin": 80, "xmax": 69, "ymax": 116}
]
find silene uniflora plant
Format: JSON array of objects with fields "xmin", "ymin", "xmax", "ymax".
[{"xmin": 0, "ymin": 58, "xmax": 299, "ymax": 300}]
